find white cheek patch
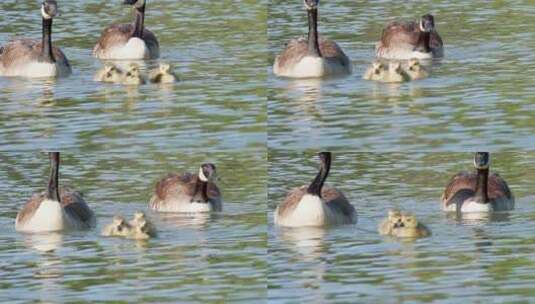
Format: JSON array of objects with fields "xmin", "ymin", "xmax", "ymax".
[
  {"xmin": 198, "ymin": 167, "xmax": 208, "ymax": 182},
  {"xmin": 41, "ymin": 6, "xmax": 53, "ymax": 19},
  {"xmin": 419, "ymin": 20, "xmax": 425, "ymax": 32}
]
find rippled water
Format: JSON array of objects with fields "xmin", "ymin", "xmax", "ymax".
[
  {"xmin": 0, "ymin": 152, "xmax": 266, "ymax": 302},
  {"xmin": 0, "ymin": 0, "xmax": 266, "ymax": 152},
  {"xmin": 268, "ymin": 1, "xmax": 535, "ymax": 150},
  {"xmin": 268, "ymin": 152, "xmax": 535, "ymax": 302}
]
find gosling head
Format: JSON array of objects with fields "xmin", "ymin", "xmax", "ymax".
[
  {"xmin": 199, "ymin": 163, "xmax": 217, "ymax": 183},
  {"xmin": 388, "ymin": 209, "xmax": 403, "ymax": 227},
  {"xmin": 401, "ymin": 214, "xmax": 419, "ymax": 229},
  {"xmin": 473, "ymin": 152, "xmax": 490, "ymax": 170},
  {"xmin": 124, "ymin": 64, "xmax": 145, "ymax": 84},
  {"xmin": 408, "ymin": 58, "xmax": 422, "ymax": 70},
  {"xmin": 372, "ymin": 61, "xmax": 387, "ymax": 75},
  {"xmin": 41, "ymin": 0, "xmax": 59, "ymax": 20},
  {"xmin": 419, "ymin": 14, "xmax": 436, "ymax": 33},
  {"xmin": 159, "ymin": 63, "xmax": 172, "ymax": 73}
]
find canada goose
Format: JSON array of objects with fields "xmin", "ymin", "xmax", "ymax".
[
  {"xmin": 404, "ymin": 58, "xmax": 429, "ymax": 80},
  {"xmin": 0, "ymin": 0, "xmax": 71, "ymax": 78},
  {"xmin": 149, "ymin": 163, "xmax": 222, "ymax": 213},
  {"xmin": 273, "ymin": 0, "xmax": 351, "ymax": 78},
  {"xmin": 362, "ymin": 60, "xmax": 387, "ymax": 81},
  {"xmin": 274, "ymin": 152, "xmax": 356, "ymax": 227},
  {"xmin": 149, "ymin": 63, "xmax": 178, "ymax": 84},
  {"xmin": 94, "ymin": 63, "xmax": 125, "ymax": 83},
  {"xmin": 378, "ymin": 209, "xmax": 403, "ymax": 235},
  {"xmin": 391, "ymin": 213, "xmax": 431, "ymax": 238},
  {"xmin": 93, "ymin": 0, "xmax": 160, "ymax": 60},
  {"xmin": 442, "ymin": 152, "xmax": 515, "ymax": 213},
  {"xmin": 376, "ymin": 14, "xmax": 443, "ymax": 60},
  {"xmin": 15, "ymin": 153, "xmax": 95, "ymax": 233},
  {"xmin": 123, "ymin": 63, "xmax": 146, "ymax": 85}
]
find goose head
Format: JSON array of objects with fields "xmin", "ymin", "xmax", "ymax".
[
  {"xmin": 419, "ymin": 14, "xmax": 436, "ymax": 33},
  {"xmin": 400, "ymin": 214, "xmax": 419, "ymax": 229},
  {"xmin": 303, "ymin": 0, "xmax": 319, "ymax": 10},
  {"xmin": 199, "ymin": 163, "xmax": 217, "ymax": 183},
  {"xmin": 41, "ymin": 0, "xmax": 59, "ymax": 20},
  {"xmin": 474, "ymin": 152, "xmax": 490, "ymax": 170}
]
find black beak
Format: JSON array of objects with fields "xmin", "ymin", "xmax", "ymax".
[{"xmin": 422, "ymin": 19, "xmax": 434, "ymax": 32}]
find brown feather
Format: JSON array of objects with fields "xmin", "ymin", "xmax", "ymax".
[
  {"xmin": 275, "ymin": 36, "xmax": 350, "ymax": 70},
  {"xmin": 441, "ymin": 171, "xmax": 513, "ymax": 204},
  {"xmin": 16, "ymin": 187, "xmax": 93, "ymax": 226},
  {"xmin": 150, "ymin": 172, "xmax": 221, "ymax": 209},
  {"xmin": 276, "ymin": 185, "xmax": 355, "ymax": 219},
  {"xmin": 0, "ymin": 39, "xmax": 70, "ymax": 70},
  {"xmin": 93, "ymin": 23, "xmax": 159, "ymax": 58}
]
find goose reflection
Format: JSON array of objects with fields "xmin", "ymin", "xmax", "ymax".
[{"xmin": 276, "ymin": 226, "xmax": 327, "ymax": 260}]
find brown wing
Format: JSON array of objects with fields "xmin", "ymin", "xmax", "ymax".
[
  {"xmin": 151, "ymin": 173, "xmax": 221, "ymax": 206},
  {"xmin": 16, "ymin": 192, "xmax": 47, "ymax": 226},
  {"xmin": 274, "ymin": 38, "xmax": 308, "ymax": 71},
  {"xmin": 379, "ymin": 20, "xmax": 420, "ymax": 49},
  {"xmin": 323, "ymin": 187, "xmax": 355, "ymax": 217},
  {"xmin": 318, "ymin": 37, "xmax": 350, "ymax": 67},
  {"xmin": 488, "ymin": 173, "xmax": 513, "ymax": 200},
  {"xmin": 60, "ymin": 188, "xmax": 94, "ymax": 225},
  {"xmin": 441, "ymin": 171, "xmax": 476, "ymax": 203},
  {"xmin": 93, "ymin": 23, "xmax": 159, "ymax": 55},
  {"xmin": 276, "ymin": 185, "xmax": 354, "ymax": 218},
  {"xmin": 0, "ymin": 39, "xmax": 69, "ymax": 69},
  {"xmin": 16, "ymin": 188, "xmax": 93, "ymax": 226}
]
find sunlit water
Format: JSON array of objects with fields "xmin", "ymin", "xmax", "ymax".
[
  {"xmin": 0, "ymin": 0, "xmax": 266, "ymax": 152},
  {"xmin": 0, "ymin": 152, "xmax": 266, "ymax": 302},
  {"xmin": 268, "ymin": 1, "xmax": 535, "ymax": 150},
  {"xmin": 268, "ymin": 152, "xmax": 535, "ymax": 303}
]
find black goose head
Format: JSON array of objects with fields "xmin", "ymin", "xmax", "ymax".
[
  {"xmin": 124, "ymin": 0, "xmax": 146, "ymax": 8},
  {"xmin": 199, "ymin": 163, "xmax": 217, "ymax": 183},
  {"xmin": 473, "ymin": 152, "xmax": 490, "ymax": 170},
  {"xmin": 304, "ymin": 0, "xmax": 319, "ymax": 10},
  {"xmin": 41, "ymin": 0, "xmax": 59, "ymax": 20},
  {"xmin": 419, "ymin": 14, "xmax": 435, "ymax": 33}
]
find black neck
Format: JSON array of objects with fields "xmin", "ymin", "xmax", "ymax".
[
  {"xmin": 307, "ymin": 9, "xmax": 321, "ymax": 57},
  {"xmin": 194, "ymin": 178, "xmax": 209, "ymax": 202},
  {"xmin": 40, "ymin": 18, "xmax": 55, "ymax": 63},
  {"xmin": 306, "ymin": 156, "xmax": 330, "ymax": 198},
  {"xmin": 47, "ymin": 152, "xmax": 60, "ymax": 202},
  {"xmin": 474, "ymin": 168, "xmax": 489, "ymax": 203},
  {"xmin": 132, "ymin": 4, "xmax": 146, "ymax": 39},
  {"xmin": 418, "ymin": 31, "xmax": 431, "ymax": 53}
]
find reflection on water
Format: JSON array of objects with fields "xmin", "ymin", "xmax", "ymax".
[
  {"xmin": 269, "ymin": 0, "xmax": 535, "ymax": 150},
  {"xmin": 0, "ymin": 0, "xmax": 266, "ymax": 152},
  {"xmin": 269, "ymin": 152, "xmax": 535, "ymax": 302},
  {"xmin": 0, "ymin": 151, "xmax": 267, "ymax": 302}
]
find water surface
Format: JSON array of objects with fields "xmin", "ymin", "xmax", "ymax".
[
  {"xmin": 0, "ymin": 0, "xmax": 267, "ymax": 152},
  {"xmin": 268, "ymin": 1, "xmax": 535, "ymax": 150},
  {"xmin": 268, "ymin": 152, "xmax": 535, "ymax": 303},
  {"xmin": 0, "ymin": 152, "xmax": 266, "ymax": 303}
]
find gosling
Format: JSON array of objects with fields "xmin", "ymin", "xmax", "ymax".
[
  {"xmin": 404, "ymin": 58, "xmax": 429, "ymax": 80},
  {"xmin": 149, "ymin": 63, "xmax": 178, "ymax": 84},
  {"xmin": 123, "ymin": 64, "xmax": 146, "ymax": 85},
  {"xmin": 391, "ymin": 213, "xmax": 431, "ymax": 238},
  {"xmin": 94, "ymin": 64, "xmax": 125, "ymax": 83},
  {"xmin": 378, "ymin": 209, "xmax": 403, "ymax": 235}
]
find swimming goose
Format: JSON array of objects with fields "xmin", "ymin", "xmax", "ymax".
[
  {"xmin": 149, "ymin": 63, "xmax": 178, "ymax": 84},
  {"xmin": 442, "ymin": 152, "xmax": 515, "ymax": 213},
  {"xmin": 376, "ymin": 14, "xmax": 443, "ymax": 60},
  {"xmin": 93, "ymin": 0, "xmax": 160, "ymax": 60},
  {"xmin": 15, "ymin": 152, "xmax": 95, "ymax": 233},
  {"xmin": 273, "ymin": 0, "xmax": 351, "ymax": 78},
  {"xmin": 149, "ymin": 163, "xmax": 222, "ymax": 212},
  {"xmin": 274, "ymin": 152, "xmax": 356, "ymax": 227},
  {"xmin": 0, "ymin": 0, "xmax": 71, "ymax": 78}
]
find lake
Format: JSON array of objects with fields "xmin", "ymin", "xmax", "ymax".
[
  {"xmin": 268, "ymin": 152, "xmax": 535, "ymax": 303},
  {"xmin": 0, "ymin": 151, "xmax": 267, "ymax": 302},
  {"xmin": 268, "ymin": 0, "xmax": 535, "ymax": 150},
  {"xmin": 0, "ymin": 0, "xmax": 266, "ymax": 152}
]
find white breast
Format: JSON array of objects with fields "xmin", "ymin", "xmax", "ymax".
[
  {"xmin": 443, "ymin": 200, "xmax": 493, "ymax": 213},
  {"xmin": 1, "ymin": 61, "xmax": 70, "ymax": 78},
  {"xmin": 274, "ymin": 56, "xmax": 326, "ymax": 78},
  {"xmin": 275, "ymin": 194, "xmax": 338, "ymax": 227},
  {"xmin": 101, "ymin": 37, "xmax": 150, "ymax": 60},
  {"xmin": 152, "ymin": 197, "xmax": 217, "ymax": 213},
  {"xmin": 16, "ymin": 199, "xmax": 66, "ymax": 232},
  {"xmin": 377, "ymin": 48, "xmax": 433, "ymax": 60}
]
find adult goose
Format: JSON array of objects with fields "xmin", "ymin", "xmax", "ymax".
[
  {"xmin": 273, "ymin": 0, "xmax": 351, "ymax": 78},
  {"xmin": 441, "ymin": 152, "xmax": 514, "ymax": 213},
  {"xmin": 0, "ymin": 0, "xmax": 71, "ymax": 78},
  {"xmin": 149, "ymin": 163, "xmax": 222, "ymax": 212},
  {"xmin": 376, "ymin": 14, "xmax": 443, "ymax": 60},
  {"xmin": 93, "ymin": 0, "xmax": 160, "ymax": 60},
  {"xmin": 274, "ymin": 152, "xmax": 356, "ymax": 227},
  {"xmin": 15, "ymin": 153, "xmax": 95, "ymax": 233}
]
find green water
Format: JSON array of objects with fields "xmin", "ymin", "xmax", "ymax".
[
  {"xmin": 268, "ymin": 0, "xmax": 535, "ymax": 150},
  {"xmin": 268, "ymin": 152, "xmax": 535, "ymax": 303}
]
